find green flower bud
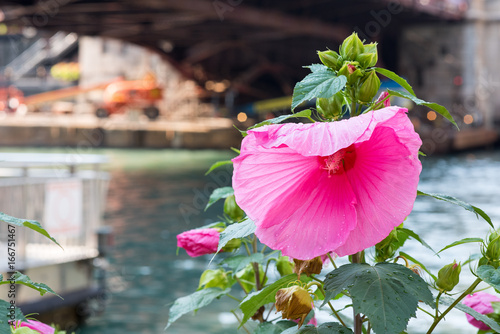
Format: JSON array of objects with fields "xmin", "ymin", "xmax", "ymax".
[
  {"xmin": 338, "ymin": 62, "xmax": 363, "ymax": 85},
  {"xmin": 436, "ymin": 261, "xmax": 461, "ymax": 292},
  {"xmin": 236, "ymin": 263, "xmax": 267, "ymax": 292},
  {"xmin": 485, "ymin": 230, "xmax": 500, "ymax": 268},
  {"xmin": 222, "ymin": 237, "xmax": 242, "ymax": 252},
  {"xmin": 198, "ymin": 268, "xmax": 232, "ymax": 290},
  {"xmin": 340, "ymin": 32, "xmax": 364, "ymax": 61},
  {"xmin": 358, "ymin": 71, "xmax": 381, "ymax": 103},
  {"xmin": 224, "ymin": 195, "xmax": 245, "ymax": 221},
  {"xmin": 318, "ymin": 50, "xmax": 342, "ymax": 70},
  {"xmin": 316, "ymin": 92, "xmax": 344, "ymax": 120},
  {"xmin": 357, "ymin": 52, "xmax": 378, "ymax": 69},
  {"xmin": 276, "ymin": 255, "xmax": 294, "ymax": 276}
]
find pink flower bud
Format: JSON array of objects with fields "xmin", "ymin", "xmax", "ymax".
[
  {"xmin": 176, "ymin": 228, "xmax": 219, "ymax": 257},
  {"xmin": 14, "ymin": 320, "xmax": 55, "ymax": 334},
  {"xmin": 463, "ymin": 291, "xmax": 500, "ymax": 330},
  {"xmin": 375, "ymin": 91, "xmax": 391, "ymax": 108}
]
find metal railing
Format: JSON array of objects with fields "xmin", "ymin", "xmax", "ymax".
[{"xmin": 0, "ymin": 153, "xmax": 109, "ymax": 271}]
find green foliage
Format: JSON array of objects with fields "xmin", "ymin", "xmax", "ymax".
[
  {"xmin": 224, "ymin": 195, "xmax": 245, "ymax": 221},
  {"xmin": 398, "ymin": 252, "xmax": 437, "ymax": 281},
  {"xmin": 0, "ymin": 272, "xmax": 60, "ymax": 297},
  {"xmin": 439, "ymin": 295, "xmax": 500, "ymax": 332},
  {"xmin": 205, "ymin": 160, "xmax": 233, "ymax": 175},
  {"xmin": 0, "ymin": 212, "xmax": 60, "ymax": 247},
  {"xmin": 239, "ymin": 274, "xmax": 299, "ymax": 326},
  {"xmin": 254, "ymin": 321, "xmax": 297, "ymax": 334},
  {"xmin": 387, "ymin": 90, "xmax": 457, "ymax": 128},
  {"xmin": 217, "ymin": 217, "xmax": 256, "ymax": 252},
  {"xmin": 323, "ymin": 263, "xmax": 433, "ymax": 334},
  {"xmin": 205, "ymin": 187, "xmax": 234, "ymax": 210},
  {"xmin": 477, "ymin": 265, "xmax": 500, "ymax": 291},
  {"xmin": 417, "ymin": 191, "xmax": 493, "ymax": 228},
  {"xmin": 281, "ymin": 322, "xmax": 354, "ymax": 334},
  {"xmin": 165, "ymin": 287, "xmax": 230, "ymax": 329},
  {"xmin": 292, "ymin": 67, "xmax": 347, "ymax": 111},
  {"xmin": 0, "ymin": 300, "xmax": 26, "ymax": 334},
  {"xmin": 247, "ymin": 109, "xmax": 314, "ymax": 134},
  {"xmin": 221, "ymin": 253, "xmax": 264, "ymax": 273},
  {"xmin": 438, "ymin": 238, "xmax": 484, "ymax": 254},
  {"xmin": 236, "ymin": 263, "xmax": 267, "ymax": 293},
  {"xmin": 374, "ymin": 68, "xmax": 415, "ymax": 96},
  {"xmin": 198, "ymin": 269, "xmax": 233, "ymax": 290}
]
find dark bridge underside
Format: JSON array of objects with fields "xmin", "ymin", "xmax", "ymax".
[{"xmin": 0, "ymin": 0, "xmax": 466, "ymax": 103}]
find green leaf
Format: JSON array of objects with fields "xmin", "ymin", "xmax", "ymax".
[
  {"xmin": 292, "ymin": 69, "xmax": 346, "ymax": 111},
  {"xmin": 477, "ymin": 265, "xmax": 500, "ymax": 291},
  {"xmin": 165, "ymin": 287, "xmax": 230, "ymax": 329},
  {"xmin": 205, "ymin": 160, "xmax": 233, "ymax": 175},
  {"xmin": 417, "ymin": 191, "xmax": 493, "ymax": 228},
  {"xmin": 281, "ymin": 322, "xmax": 353, "ymax": 334},
  {"xmin": 205, "ymin": 187, "xmax": 234, "ymax": 210},
  {"xmin": 253, "ymin": 320, "xmax": 297, "ymax": 334},
  {"xmin": 374, "ymin": 68, "xmax": 415, "ymax": 96},
  {"xmin": 323, "ymin": 263, "xmax": 433, "ymax": 334},
  {"xmin": 387, "ymin": 90, "xmax": 457, "ymax": 128},
  {"xmin": 0, "ymin": 300, "xmax": 26, "ymax": 334},
  {"xmin": 439, "ymin": 295, "xmax": 500, "ymax": 332},
  {"xmin": 239, "ymin": 273, "xmax": 298, "ymax": 327},
  {"xmin": 398, "ymin": 251, "xmax": 437, "ymax": 281},
  {"xmin": 221, "ymin": 253, "xmax": 264, "ymax": 273},
  {"xmin": 398, "ymin": 227, "xmax": 437, "ymax": 255},
  {"xmin": 218, "ymin": 217, "xmax": 256, "ymax": 252},
  {"xmin": 0, "ymin": 272, "xmax": 60, "ymax": 297},
  {"xmin": 438, "ymin": 237, "xmax": 484, "ymax": 254},
  {"xmin": 303, "ymin": 64, "xmax": 328, "ymax": 73},
  {"xmin": 248, "ymin": 109, "xmax": 313, "ymax": 132},
  {"xmin": 0, "ymin": 212, "xmax": 60, "ymax": 247}
]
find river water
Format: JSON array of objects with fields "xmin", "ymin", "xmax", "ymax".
[{"xmin": 73, "ymin": 148, "xmax": 500, "ymax": 334}]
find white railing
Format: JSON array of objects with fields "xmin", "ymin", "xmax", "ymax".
[{"xmin": 0, "ymin": 153, "xmax": 109, "ymax": 271}]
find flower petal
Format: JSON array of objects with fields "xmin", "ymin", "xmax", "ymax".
[{"xmin": 333, "ymin": 125, "xmax": 421, "ymax": 256}]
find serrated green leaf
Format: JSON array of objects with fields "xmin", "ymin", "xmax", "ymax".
[
  {"xmin": 323, "ymin": 263, "xmax": 433, "ymax": 334},
  {"xmin": 398, "ymin": 251, "xmax": 437, "ymax": 281},
  {"xmin": 374, "ymin": 68, "xmax": 415, "ymax": 96},
  {"xmin": 438, "ymin": 238, "xmax": 484, "ymax": 254},
  {"xmin": 0, "ymin": 300, "xmax": 26, "ymax": 334},
  {"xmin": 247, "ymin": 109, "xmax": 313, "ymax": 133},
  {"xmin": 165, "ymin": 287, "xmax": 230, "ymax": 329},
  {"xmin": 205, "ymin": 160, "xmax": 233, "ymax": 175},
  {"xmin": 253, "ymin": 320, "xmax": 297, "ymax": 334},
  {"xmin": 398, "ymin": 228, "xmax": 437, "ymax": 255},
  {"xmin": 417, "ymin": 191, "xmax": 493, "ymax": 228},
  {"xmin": 205, "ymin": 187, "xmax": 234, "ymax": 210},
  {"xmin": 281, "ymin": 322, "xmax": 353, "ymax": 334},
  {"xmin": 439, "ymin": 295, "xmax": 500, "ymax": 332},
  {"xmin": 292, "ymin": 69, "xmax": 346, "ymax": 111},
  {"xmin": 0, "ymin": 212, "xmax": 60, "ymax": 247},
  {"xmin": 221, "ymin": 253, "xmax": 264, "ymax": 273},
  {"xmin": 0, "ymin": 272, "xmax": 60, "ymax": 298},
  {"xmin": 303, "ymin": 64, "xmax": 328, "ymax": 73},
  {"xmin": 218, "ymin": 217, "xmax": 256, "ymax": 252},
  {"xmin": 477, "ymin": 265, "xmax": 500, "ymax": 290},
  {"xmin": 239, "ymin": 274, "xmax": 298, "ymax": 327},
  {"xmin": 387, "ymin": 90, "xmax": 457, "ymax": 128}
]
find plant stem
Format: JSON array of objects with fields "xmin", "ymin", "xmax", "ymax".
[
  {"xmin": 226, "ymin": 294, "xmax": 242, "ymax": 302},
  {"xmin": 328, "ymin": 301, "xmax": 348, "ymax": 328},
  {"xmin": 231, "ymin": 310, "xmax": 251, "ymax": 334},
  {"xmin": 352, "ymin": 252, "xmax": 363, "ymax": 334},
  {"xmin": 426, "ymin": 278, "xmax": 482, "ymax": 334},
  {"xmin": 327, "ymin": 253, "xmax": 338, "ymax": 269}
]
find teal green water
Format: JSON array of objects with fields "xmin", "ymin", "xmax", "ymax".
[{"xmin": 3, "ymin": 148, "xmax": 500, "ymax": 334}]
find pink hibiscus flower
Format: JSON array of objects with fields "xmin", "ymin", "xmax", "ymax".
[
  {"xmin": 15, "ymin": 320, "xmax": 55, "ymax": 334},
  {"xmin": 232, "ymin": 107, "xmax": 422, "ymax": 260},
  {"xmin": 177, "ymin": 228, "xmax": 220, "ymax": 257},
  {"xmin": 463, "ymin": 291, "xmax": 500, "ymax": 330}
]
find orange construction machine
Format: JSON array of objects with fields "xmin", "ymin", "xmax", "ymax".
[{"xmin": 96, "ymin": 78, "xmax": 163, "ymax": 119}]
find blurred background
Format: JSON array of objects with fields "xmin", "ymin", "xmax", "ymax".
[{"xmin": 0, "ymin": 0, "xmax": 498, "ymax": 333}]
